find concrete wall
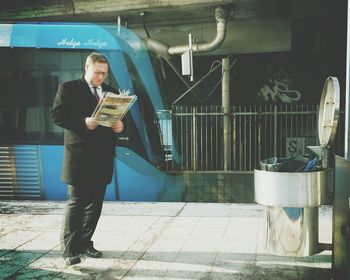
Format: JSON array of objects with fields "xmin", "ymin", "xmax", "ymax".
[{"xmin": 160, "ymin": 172, "xmax": 254, "ymax": 203}]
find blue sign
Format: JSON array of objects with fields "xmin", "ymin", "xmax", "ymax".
[{"xmin": 9, "ymin": 23, "xmax": 120, "ymax": 50}]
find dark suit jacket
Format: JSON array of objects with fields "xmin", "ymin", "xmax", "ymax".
[{"xmin": 52, "ymin": 76, "xmax": 118, "ymax": 186}]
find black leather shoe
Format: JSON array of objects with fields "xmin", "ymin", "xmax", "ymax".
[
  {"xmin": 82, "ymin": 246, "xmax": 102, "ymax": 258},
  {"xmin": 64, "ymin": 256, "xmax": 81, "ymax": 266}
]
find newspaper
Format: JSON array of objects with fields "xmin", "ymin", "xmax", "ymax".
[{"xmin": 91, "ymin": 91, "xmax": 137, "ymax": 127}]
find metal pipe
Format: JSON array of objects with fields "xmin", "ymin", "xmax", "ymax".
[
  {"xmin": 222, "ymin": 57, "xmax": 230, "ymax": 171},
  {"xmin": 188, "ymin": 33, "xmax": 194, "ymax": 81},
  {"xmin": 144, "ymin": 6, "xmax": 229, "ymax": 58},
  {"xmin": 168, "ymin": 6, "xmax": 228, "ymax": 55},
  {"xmin": 222, "ymin": 58, "xmax": 230, "ymax": 108},
  {"xmin": 144, "ymin": 38, "xmax": 171, "ymax": 60}
]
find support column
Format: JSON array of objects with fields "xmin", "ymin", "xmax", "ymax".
[
  {"xmin": 346, "ymin": 0, "xmax": 350, "ymax": 160},
  {"xmin": 222, "ymin": 57, "xmax": 230, "ymax": 171},
  {"xmin": 333, "ymin": 2, "xmax": 350, "ymax": 279},
  {"xmin": 333, "ymin": 156, "xmax": 350, "ymax": 279}
]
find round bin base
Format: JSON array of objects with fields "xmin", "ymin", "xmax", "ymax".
[{"xmin": 263, "ymin": 206, "xmax": 321, "ymax": 257}]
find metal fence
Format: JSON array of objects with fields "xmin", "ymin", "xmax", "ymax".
[{"xmin": 157, "ymin": 104, "xmax": 345, "ymax": 172}]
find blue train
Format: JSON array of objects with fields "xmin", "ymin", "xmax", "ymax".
[{"xmin": 0, "ymin": 22, "xmax": 182, "ymax": 201}]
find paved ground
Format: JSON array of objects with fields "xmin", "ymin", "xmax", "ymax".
[{"xmin": 0, "ymin": 201, "xmax": 333, "ymax": 280}]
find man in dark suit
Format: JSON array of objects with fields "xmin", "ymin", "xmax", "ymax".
[{"xmin": 52, "ymin": 52, "xmax": 124, "ymax": 266}]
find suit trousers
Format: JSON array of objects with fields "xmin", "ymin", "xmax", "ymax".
[{"xmin": 61, "ymin": 183, "xmax": 107, "ymax": 258}]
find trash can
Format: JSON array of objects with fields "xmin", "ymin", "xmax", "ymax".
[
  {"xmin": 254, "ymin": 77, "xmax": 339, "ymax": 257},
  {"xmin": 255, "ymin": 167, "xmax": 331, "ymax": 256}
]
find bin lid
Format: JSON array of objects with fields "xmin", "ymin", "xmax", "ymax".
[{"xmin": 318, "ymin": 76, "xmax": 340, "ymax": 147}]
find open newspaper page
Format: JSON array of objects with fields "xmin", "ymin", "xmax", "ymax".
[{"xmin": 91, "ymin": 91, "xmax": 137, "ymax": 127}]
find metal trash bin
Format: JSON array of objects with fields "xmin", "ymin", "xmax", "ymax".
[
  {"xmin": 255, "ymin": 167, "xmax": 331, "ymax": 256},
  {"xmin": 254, "ymin": 77, "xmax": 339, "ymax": 257}
]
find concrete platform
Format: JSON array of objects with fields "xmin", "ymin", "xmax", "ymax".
[{"xmin": 0, "ymin": 201, "xmax": 332, "ymax": 279}]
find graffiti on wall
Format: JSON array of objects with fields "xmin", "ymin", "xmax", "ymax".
[{"xmin": 257, "ymin": 66, "xmax": 301, "ymax": 103}]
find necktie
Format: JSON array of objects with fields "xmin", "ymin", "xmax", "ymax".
[{"xmin": 92, "ymin": 86, "xmax": 99, "ymax": 102}]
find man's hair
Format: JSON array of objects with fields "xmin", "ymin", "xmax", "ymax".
[{"xmin": 86, "ymin": 52, "xmax": 108, "ymax": 65}]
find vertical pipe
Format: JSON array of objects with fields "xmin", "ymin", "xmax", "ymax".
[
  {"xmin": 189, "ymin": 34, "xmax": 194, "ymax": 82},
  {"xmin": 222, "ymin": 57, "xmax": 230, "ymax": 171}
]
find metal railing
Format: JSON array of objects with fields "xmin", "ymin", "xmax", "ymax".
[{"xmin": 157, "ymin": 104, "xmax": 345, "ymax": 172}]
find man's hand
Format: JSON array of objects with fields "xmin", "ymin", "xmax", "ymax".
[
  {"xmin": 85, "ymin": 117, "xmax": 98, "ymax": 130},
  {"xmin": 111, "ymin": 120, "xmax": 124, "ymax": 133}
]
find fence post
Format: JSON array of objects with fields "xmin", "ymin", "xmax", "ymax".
[
  {"xmin": 232, "ymin": 106, "xmax": 236, "ymax": 170},
  {"xmin": 257, "ymin": 106, "xmax": 262, "ymax": 165},
  {"xmin": 192, "ymin": 107, "xmax": 197, "ymax": 171},
  {"xmin": 274, "ymin": 105, "xmax": 277, "ymax": 157}
]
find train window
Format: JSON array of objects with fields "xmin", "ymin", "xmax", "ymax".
[{"xmin": 0, "ymin": 49, "xmax": 117, "ymax": 145}]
